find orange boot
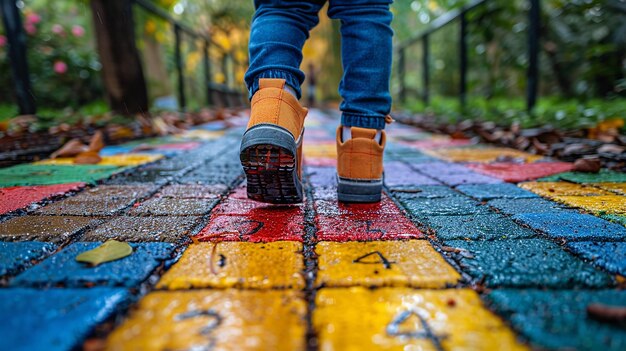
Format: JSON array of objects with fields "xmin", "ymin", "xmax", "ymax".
[
  {"xmin": 240, "ymin": 78, "xmax": 308, "ymax": 203},
  {"xmin": 336, "ymin": 126, "xmax": 386, "ymax": 202}
]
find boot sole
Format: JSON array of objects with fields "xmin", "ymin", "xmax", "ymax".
[
  {"xmin": 337, "ymin": 175, "xmax": 383, "ymax": 203},
  {"xmin": 240, "ymin": 124, "xmax": 303, "ymax": 204}
]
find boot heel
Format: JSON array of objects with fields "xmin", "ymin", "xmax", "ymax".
[{"xmin": 240, "ymin": 124, "xmax": 303, "ymax": 204}]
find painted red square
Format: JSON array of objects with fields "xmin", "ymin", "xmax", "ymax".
[
  {"xmin": 314, "ymin": 194, "xmax": 403, "ymax": 218},
  {"xmin": 212, "ymin": 195, "xmax": 305, "ymax": 216},
  {"xmin": 467, "ymin": 162, "xmax": 573, "ymax": 182},
  {"xmin": 316, "ymin": 213, "xmax": 422, "ymax": 241},
  {"xmin": 0, "ymin": 183, "xmax": 85, "ymax": 215},
  {"xmin": 195, "ymin": 207, "xmax": 305, "ymax": 242},
  {"xmin": 314, "ymin": 194, "xmax": 423, "ymax": 241}
]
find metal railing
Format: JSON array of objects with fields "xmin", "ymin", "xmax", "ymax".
[
  {"xmin": 395, "ymin": 0, "xmax": 541, "ymax": 112},
  {"xmin": 133, "ymin": 0, "xmax": 246, "ymax": 110},
  {"xmin": 0, "ymin": 0, "xmax": 246, "ymax": 116}
]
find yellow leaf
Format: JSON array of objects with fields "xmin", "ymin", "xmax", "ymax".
[{"xmin": 76, "ymin": 240, "xmax": 133, "ymax": 266}]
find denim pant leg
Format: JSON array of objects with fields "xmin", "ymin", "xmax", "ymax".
[
  {"xmin": 328, "ymin": 0, "xmax": 394, "ymax": 130},
  {"xmin": 244, "ymin": 0, "xmax": 326, "ymax": 100}
]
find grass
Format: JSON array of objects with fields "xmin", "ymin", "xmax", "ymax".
[{"xmin": 404, "ymin": 96, "xmax": 626, "ymax": 130}]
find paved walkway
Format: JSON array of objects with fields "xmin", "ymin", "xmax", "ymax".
[{"xmin": 0, "ymin": 109, "xmax": 625, "ymax": 350}]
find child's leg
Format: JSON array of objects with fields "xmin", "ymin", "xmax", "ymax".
[
  {"xmin": 241, "ymin": 1, "xmax": 324, "ymax": 204},
  {"xmin": 328, "ymin": 0, "xmax": 393, "ymax": 203},
  {"xmin": 327, "ymin": 0, "xmax": 393, "ymax": 130},
  {"xmin": 244, "ymin": 0, "xmax": 326, "ymax": 100}
]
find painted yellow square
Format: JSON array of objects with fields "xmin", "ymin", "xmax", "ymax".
[
  {"xmin": 553, "ymin": 195, "xmax": 626, "ymax": 214},
  {"xmin": 157, "ymin": 242, "xmax": 305, "ymax": 289},
  {"xmin": 423, "ymin": 147, "xmax": 543, "ymax": 163},
  {"xmin": 593, "ymin": 182, "xmax": 626, "ymax": 195},
  {"xmin": 105, "ymin": 290, "xmax": 306, "ymax": 351},
  {"xmin": 35, "ymin": 153, "xmax": 162, "ymax": 166},
  {"xmin": 303, "ymin": 143, "xmax": 336, "ymax": 158},
  {"xmin": 315, "ymin": 240, "xmax": 460, "ymax": 288},
  {"xmin": 519, "ymin": 181, "xmax": 611, "ymax": 198},
  {"xmin": 314, "ymin": 287, "xmax": 528, "ymax": 351}
]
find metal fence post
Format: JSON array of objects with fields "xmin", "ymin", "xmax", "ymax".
[
  {"xmin": 173, "ymin": 24, "xmax": 186, "ymax": 111},
  {"xmin": 1, "ymin": 0, "xmax": 36, "ymax": 115},
  {"xmin": 397, "ymin": 47, "xmax": 406, "ymax": 104},
  {"xmin": 527, "ymin": 0, "xmax": 540, "ymax": 112},
  {"xmin": 203, "ymin": 39, "xmax": 213, "ymax": 106},
  {"xmin": 422, "ymin": 34, "xmax": 430, "ymax": 105},
  {"xmin": 459, "ymin": 10, "xmax": 468, "ymax": 110}
]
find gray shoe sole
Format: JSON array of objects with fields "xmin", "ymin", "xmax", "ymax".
[
  {"xmin": 337, "ymin": 175, "xmax": 383, "ymax": 203},
  {"xmin": 240, "ymin": 124, "xmax": 303, "ymax": 204}
]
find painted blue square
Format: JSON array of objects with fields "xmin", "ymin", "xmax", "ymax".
[
  {"xmin": 567, "ymin": 241, "xmax": 626, "ymax": 275},
  {"xmin": 392, "ymin": 185, "xmax": 461, "ymax": 198},
  {"xmin": 99, "ymin": 145, "xmax": 134, "ymax": 156},
  {"xmin": 422, "ymin": 214, "xmax": 536, "ymax": 240},
  {"xmin": 0, "ymin": 288, "xmax": 129, "ymax": 351},
  {"xmin": 12, "ymin": 242, "xmax": 175, "ymax": 287},
  {"xmin": 398, "ymin": 195, "xmax": 491, "ymax": 218},
  {"xmin": 456, "ymin": 183, "xmax": 538, "ymax": 201},
  {"xmin": 447, "ymin": 239, "xmax": 614, "ymax": 288},
  {"xmin": 513, "ymin": 212, "xmax": 626, "ymax": 240},
  {"xmin": 486, "ymin": 289, "xmax": 626, "ymax": 350},
  {"xmin": 435, "ymin": 172, "xmax": 504, "ymax": 186},
  {"xmin": 488, "ymin": 198, "xmax": 572, "ymax": 215},
  {"xmin": 0, "ymin": 242, "xmax": 56, "ymax": 276}
]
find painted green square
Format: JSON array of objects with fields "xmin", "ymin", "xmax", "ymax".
[
  {"xmin": 486, "ymin": 289, "xmax": 626, "ymax": 350},
  {"xmin": 0, "ymin": 165, "xmax": 123, "ymax": 186},
  {"xmin": 539, "ymin": 170, "xmax": 626, "ymax": 183},
  {"xmin": 446, "ymin": 239, "xmax": 614, "ymax": 288}
]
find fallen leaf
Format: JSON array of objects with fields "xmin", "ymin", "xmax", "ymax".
[
  {"xmin": 75, "ymin": 240, "xmax": 133, "ymax": 266},
  {"xmin": 51, "ymin": 139, "xmax": 89, "ymax": 159},
  {"xmin": 573, "ymin": 158, "xmax": 601, "ymax": 173},
  {"xmin": 587, "ymin": 303, "xmax": 626, "ymax": 325},
  {"xmin": 88, "ymin": 130, "xmax": 105, "ymax": 152},
  {"xmin": 74, "ymin": 151, "xmax": 102, "ymax": 164}
]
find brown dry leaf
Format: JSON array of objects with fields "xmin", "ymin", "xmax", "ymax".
[
  {"xmin": 588, "ymin": 118, "xmax": 624, "ymax": 140},
  {"xmin": 531, "ymin": 138, "xmax": 549, "ymax": 154},
  {"xmin": 587, "ymin": 303, "xmax": 626, "ymax": 325},
  {"xmin": 51, "ymin": 139, "xmax": 89, "ymax": 159},
  {"xmin": 573, "ymin": 158, "xmax": 601, "ymax": 173},
  {"xmin": 88, "ymin": 131, "xmax": 105, "ymax": 152},
  {"xmin": 450, "ymin": 130, "xmax": 468, "ymax": 140},
  {"xmin": 74, "ymin": 151, "xmax": 102, "ymax": 165}
]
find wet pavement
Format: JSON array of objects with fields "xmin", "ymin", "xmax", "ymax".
[{"xmin": 1, "ymin": 109, "xmax": 626, "ymax": 350}]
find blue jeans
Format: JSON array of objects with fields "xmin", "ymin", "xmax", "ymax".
[{"xmin": 244, "ymin": 0, "xmax": 394, "ymax": 130}]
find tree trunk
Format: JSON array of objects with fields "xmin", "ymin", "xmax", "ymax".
[{"xmin": 90, "ymin": 0, "xmax": 148, "ymax": 115}]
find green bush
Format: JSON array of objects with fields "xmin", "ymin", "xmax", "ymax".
[{"xmin": 0, "ymin": 1, "xmax": 104, "ymax": 111}]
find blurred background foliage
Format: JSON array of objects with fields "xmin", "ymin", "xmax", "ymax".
[{"xmin": 0, "ymin": 0, "xmax": 624, "ymax": 129}]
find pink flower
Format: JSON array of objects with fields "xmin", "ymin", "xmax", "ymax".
[
  {"xmin": 71, "ymin": 25, "xmax": 85, "ymax": 37},
  {"xmin": 26, "ymin": 13, "xmax": 41, "ymax": 24},
  {"xmin": 53, "ymin": 61, "xmax": 68, "ymax": 74},
  {"xmin": 51, "ymin": 24, "xmax": 64, "ymax": 35},
  {"xmin": 0, "ymin": 35, "xmax": 6, "ymax": 47},
  {"xmin": 24, "ymin": 24, "xmax": 36, "ymax": 35}
]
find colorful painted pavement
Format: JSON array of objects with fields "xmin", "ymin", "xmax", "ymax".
[{"xmin": 1, "ymin": 109, "xmax": 625, "ymax": 350}]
